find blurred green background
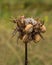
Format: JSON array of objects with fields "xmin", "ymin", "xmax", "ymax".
[{"xmin": 0, "ymin": 0, "xmax": 52, "ymax": 65}]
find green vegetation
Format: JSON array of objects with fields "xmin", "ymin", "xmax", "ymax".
[{"xmin": 0, "ymin": 0, "xmax": 52, "ymax": 65}]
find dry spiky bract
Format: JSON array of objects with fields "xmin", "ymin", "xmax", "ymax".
[{"xmin": 11, "ymin": 16, "xmax": 46, "ymax": 43}]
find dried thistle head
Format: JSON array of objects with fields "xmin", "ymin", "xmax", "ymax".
[{"xmin": 11, "ymin": 16, "xmax": 46, "ymax": 43}]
